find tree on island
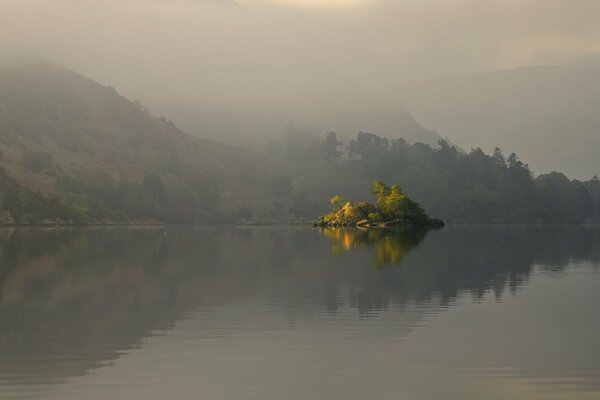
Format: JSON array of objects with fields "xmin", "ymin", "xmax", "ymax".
[
  {"xmin": 319, "ymin": 180, "xmax": 442, "ymax": 228},
  {"xmin": 330, "ymin": 194, "xmax": 346, "ymax": 211}
]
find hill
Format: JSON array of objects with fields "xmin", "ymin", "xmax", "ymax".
[
  {"xmin": 150, "ymin": 72, "xmax": 442, "ymax": 149},
  {"xmin": 0, "ymin": 62, "xmax": 273, "ymax": 224},
  {"xmin": 397, "ymin": 65, "xmax": 600, "ymax": 179},
  {"xmin": 2, "ymin": 62, "xmax": 599, "ymax": 225}
]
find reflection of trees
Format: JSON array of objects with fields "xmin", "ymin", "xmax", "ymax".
[
  {"xmin": 321, "ymin": 227, "xmax": 427, "ymax": 266},
  {"xmin": 0, "ymin": 226, "xmax": 599, "ymax": 389},
  {"xmin": 319, "ymin": 226, "xmax": 600, "ymax": 311}
]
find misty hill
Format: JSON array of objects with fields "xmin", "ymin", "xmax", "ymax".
[
  {"xmin": 397, "ymin": 65, "xmax": 600, "ymax": 179},
  {"xmin": 151, "ymin": 72, "xmax": 441, "ymax": 149},
  {"xmin": 2, "ymin": 62, "xmax": 599, "ymax": 225},
  {"xmin": 0, "ymin": 62, "xmax": 272, "ymax": 223}
]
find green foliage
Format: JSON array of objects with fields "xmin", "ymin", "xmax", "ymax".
[
  {"xmin": 0, "ymin": 167, "xmax": 78, "ymax": 224},
  {"xmin": 330, "ymin": 194, "xmax": 346, "ymax": 211},
  {"xmin": 266, "ymin": 125, "xmax": 344, "ymax": 163},
  {"xmin": 143, "ymin": 173, "xmax": 167, "ymax": 205},
  {"xmin": 323, "ymin": 132, "xmax": 342, "ymax": 162},
  {"xmin": 54, "ymin": 169, "xmax": 219, "ymax": 224},
  {"xmin": 163, "ymin": 175, "xmax": 218, "ymax": 223},
  {"xmin": 368, "ymin": 212, "xmax": 381, "ymax": 222},
  {"xmin": 21, "ymin": 150, "xmax": 53, "ymax": 172},
  {"xmin": 0, "ymin": 62, "xmax": 265, "ymax": 224},
  {"xmin": 357, "ymin": 201, "xmax": 377, "ymax": 215},
  {"xmin": 349, "ymin": 132, "xmax": 390, "ymax": 160},
  {"xmin": 321, "ymin": 181, "xmax": 431, "ymax": 226},
  {"xmin": 338, "ymin": 134, "xmax": 600, "ymax": 223},
  {"xmin": 371, "ymin": 182, "xmax": 392, "ymax": 207},
  {"xmin": 369, "ymin": 181, "xmax": 428, "ymax": 222}
]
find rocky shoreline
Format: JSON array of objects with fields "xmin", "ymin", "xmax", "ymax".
[
  {"xmin": 316, "ymin": 217, "xmax": 445, "ymax": 229},
  {"xmin": 316, "ymin": 199, "xmax": 444, "ymax": 229}
]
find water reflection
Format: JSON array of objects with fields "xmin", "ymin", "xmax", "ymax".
[
  {"xmin": 0, "ymin": 226, "xmax": 599, "ymax": 399},
  {"xmin": 320, "ymin": 227, "xmax": 428, "ymax": 266}
]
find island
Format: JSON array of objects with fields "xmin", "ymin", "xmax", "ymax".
[{"xmin": 317, "ymin": 180, "xmax": 444, "ymax": 228}]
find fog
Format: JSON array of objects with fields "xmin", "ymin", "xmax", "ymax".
[{"xmin": 2, "ymin": 0, "xmax": 600, "ymax": 147}]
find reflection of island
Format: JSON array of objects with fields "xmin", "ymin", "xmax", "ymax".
[{"xmin": 321, "ymin": 227, "xmax": 427, "ymax": 266}]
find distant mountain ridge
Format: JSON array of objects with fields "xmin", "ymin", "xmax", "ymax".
[
  {"xmin": 397, "ymin": 65, "xmax": 600, "ymax": 179},
  {"xmin": 150, "ymin": 72, "xmax": 442, "ymax": 149}
]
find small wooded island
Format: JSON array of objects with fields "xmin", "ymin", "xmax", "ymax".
[{"xmin": 317, "ymin": 181, "xmax": 444, "ymax": 228}]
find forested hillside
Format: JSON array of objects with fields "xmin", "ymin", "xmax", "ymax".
[
  {"xmin": 398, "ymin": 66, "xmax": 600, "ymax": 179},
  {"xmin": 281, "ymin": 132, "xmax": 600, "ymax": 223},
  {"xmin": 0, "ymin": 62, "xmax": 273, "ymax": 224}
]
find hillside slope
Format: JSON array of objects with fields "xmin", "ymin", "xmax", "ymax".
[
  {"xmin": 0, "ymin": 62, "xmax": 272, "ymax": 223},
  {"xmin": 151, "ymin": 72, "xmax": 442, "ymax": 148},
  {"xmin": 397, "ymin": 65, "xmax": 600, "ymax": 179}
]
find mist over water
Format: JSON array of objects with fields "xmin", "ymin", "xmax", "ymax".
[{"xmin": 1, "ymin": 226, "xmax": 600, "ymax": 399}]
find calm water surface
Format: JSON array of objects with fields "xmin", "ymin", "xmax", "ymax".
[{"xmin": 0, "ymin": 226, "xmax": 599, "ymax": 399}]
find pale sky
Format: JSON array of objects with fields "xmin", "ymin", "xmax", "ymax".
[{"xmin": 3, "ymin": 0, "xmax": 599, "ymax": 81}]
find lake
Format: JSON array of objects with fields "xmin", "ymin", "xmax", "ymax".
[{"xmin": 0, "ymin": 225, "xmax": 599, "ymax": 399}]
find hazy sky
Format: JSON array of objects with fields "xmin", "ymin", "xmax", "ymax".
[
  {"xmin": 3, "ymin": 0, "xmax": 599, "ymax": 86},
  {"xmin": 1, "ymin": 0, "xmax": 599, "ymax": 142}
]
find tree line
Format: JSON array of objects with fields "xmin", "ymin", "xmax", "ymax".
[
  {"xmin": 271, "ymin": 128, "xmax": 600, "ymax": 223},
  {"xmin": 2, "ymin": 127, "xmax": 600, "ymax": 224},
  {"xmin": 0, "ymin": 167, "xmax": 220, "ymax": 225}
]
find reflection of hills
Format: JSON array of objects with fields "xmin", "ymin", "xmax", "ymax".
[
  {"xmin": 0, "ymin": 226, "xmax": 599, "ymax": 388},
  {"xmin": 0, "ymin": 228, "xmax": 226, "ymax": 384}
]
